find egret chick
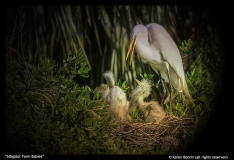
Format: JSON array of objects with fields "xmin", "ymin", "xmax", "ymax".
[
  {"xmin": 103, "ymin": 70, "xmax": 131, "ymax": 121},
  {"xmin": 131, "ymin": 78, "xmax": 166, "ymax": 123},
  {"xmin": 106, "ymin": 86, "xmax": 131, "ymax": 121}
]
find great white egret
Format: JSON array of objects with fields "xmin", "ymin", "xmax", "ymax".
[
  {"xmin": 126, "ymin": 23, "xmax": 194, "ymax": 114},
  {"xmin": 130, "ymin": 78, "xmax": 166, "ymax": 123},
  {"xmin": 97, "ymin": 70, "xmax": 131, "ymax": 121}
]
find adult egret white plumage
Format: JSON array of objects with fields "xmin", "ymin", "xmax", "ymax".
[
  {"xmin": 126, "ymin": 23, "xmax": 194, "ymax": 114},
  {"xmin": 97, "ymin": 70, "xmax": 131, "ymax": 121},
  {"xmin": 130, "ymin": 78, "xmax": 166, "ymax": 123}
]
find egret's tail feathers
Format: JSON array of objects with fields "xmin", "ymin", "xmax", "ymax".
[
  {"xmin": 103, "ymin": 70, "xmax": 115, "ymax": 88},
  {"xmin": 183, "ymin": 81, "xmax": 195, "ymax": 106}
]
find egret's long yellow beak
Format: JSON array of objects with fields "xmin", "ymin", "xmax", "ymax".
[
  {"xmin": 135, "ymin": 79, "xmax": 141, "ymax": 85},
  {"xmin": 126, "ymin": 35, "xmax": 137, "ymax": 65}
]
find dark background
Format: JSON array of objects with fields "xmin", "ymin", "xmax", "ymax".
[{"xmin": 182, "ymin": 6, "xmax": 229, "ymax": 155}]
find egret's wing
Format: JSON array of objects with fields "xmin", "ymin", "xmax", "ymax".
[{"xmin": 145, "ymin": 23, "xmax": 185, "ymax": 85}]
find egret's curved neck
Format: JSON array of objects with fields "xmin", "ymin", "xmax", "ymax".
[
  {"xmin": 137, "ymin": 96, "xmax": 146, "ymax": 106},
  {"xmin": 135, "ymin": 36, "xmax": 161, "ymax": 62}
]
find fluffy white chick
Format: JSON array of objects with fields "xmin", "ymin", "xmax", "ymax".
[
  {"xmin": 131, "ymin": 78, "xmax": 166, "ymax": 123},
  {"xmin": 103, "ymin": 70, "xmax": 131, "ymax": 121}
]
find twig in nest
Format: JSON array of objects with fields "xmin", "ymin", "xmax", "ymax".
[{"xmin": 107, "ymin": 116, "xmax": 195, "ymax": 152}]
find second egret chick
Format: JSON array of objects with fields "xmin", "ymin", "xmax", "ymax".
[
  {"xmin": 131, "ymin": 78, "xmax": 166, "ymax": 123},
  {"xmin": 103, "ymin": 70, "xmax": 131, "ymax": 121}
]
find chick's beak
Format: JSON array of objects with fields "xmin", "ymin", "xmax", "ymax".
[
  {"xmin": 126, "ymin": 35, "xmax": 137, "ymax": 65},
  {"xmin": 135, "ymin": 79, "xmax": 141, "ymax": 85}
]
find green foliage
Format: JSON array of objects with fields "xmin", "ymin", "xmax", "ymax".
[
  {"xmin": 172, "ymin": 25, "xmax": 224, "ymax": 131},
  {"xmin": 179, "ymin": 39, "xmax": 193, "ymax": 55},
  {"xmin": 63, "ymin": 50, "xmax": 91, "ymax": 79},
  {"xmin": 129, "ymin": 107, "xmax": 143, "ymax": 120},
  {"xmin": 5, "ymin": 46, "xmax": 129, "ymax": 154},
  {"xmin": 117, "ymin": 80, "xmax": 129, "ymax": 92},
  {"xmin": 139, "ymin": 73, "xmax": 154, "ymax": 80}
]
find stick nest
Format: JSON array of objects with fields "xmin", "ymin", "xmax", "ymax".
[{"xmin": 108, "ymin": 116, "xmax": 195, "ymax": 152}]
